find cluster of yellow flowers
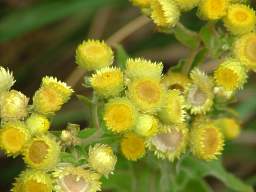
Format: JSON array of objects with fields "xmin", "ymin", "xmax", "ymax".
[
  {"xmin": 76, "ymin": 39, "xmax": 242, "ymax": 164},
  {"xmin": 0, "ymin": 67, "xmax": 117, "ymax": 192}
]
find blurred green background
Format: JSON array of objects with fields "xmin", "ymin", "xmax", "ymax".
[{"xmin": 0, "ymin": 0, "xmax": 255, "ymax": 191}]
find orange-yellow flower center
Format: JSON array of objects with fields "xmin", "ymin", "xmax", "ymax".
[
  {"xmin": 135, "ymin": 80, "xmax": 161, "ymax": 103},
  {"xmin": 234, "ymin": 10, "xmax": 248, "ymax": 22},
  {"xmin": 245, "ymin": 38, "xmax": 256, "ymax": 62},
  {"xmin": 203, "ymin": 128, "xmax": 219, "ymax": 155},
  {"xmin": 1, "ymin": 128, "xmax": 26, "ymax": 152},
  {"xmin": 29, "ymin": 140, "xmax": 49, "ymax": 164},
  {"xmin": 215, "ymin": 68, "xmax": 238, "ymax": 90},
  {"xmin": 24, "ymin": 180, "xmax": 49, "ymax": 192}
]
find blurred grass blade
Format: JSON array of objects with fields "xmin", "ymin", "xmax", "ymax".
[{"xmin": 0, "ymin": 0, "xmax": 125, "ymax": 42}]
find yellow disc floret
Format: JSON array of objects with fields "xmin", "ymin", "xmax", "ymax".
[
  {"xmin": 161, "ymin": 72, "xmax": 190, "ymax": 93},
  {"xmin": 53, "ymin": 166, "xmax": 101, "ymax": 192},
  {"xmin": 131, "ymin": 0, "xmax": 150, "ymax": 8},
  {"xmin": 91, "ymin": 67, "xmax": 124, "ymax": 98},
  {"xmin": 42, "ymin": 76, "xmax": 73, "ymax": 102},
  {"xmin": 233, "ymin": 32, "xmax": 256, "ymax": 71},
  {"xmin": 76, "ymin": 39, "xmax": 113, "ymax": 71},
  {"xmin": 23, "ymin": 134, "xmax": 60, "ymax": 170},
  {"xmin": 121, "ymin": 132, "xmax": 146, "ymax": 161},
  {"xmin": 0, "ymin": 90, "xmax": 29, "ymax": 120},
  {"xmin": 224, "ymin": 4, "xmax": 256, "ymax": 35},
  {"xmin": 174, "ymin": 0, "xmax": 200, "ymax": 11},
  {"xmin": 88, "ymin": 144, "xmax": 117, "ymax": 177},
  {"xmin": 128, "ymin": 78, "xmax": 165, "ymax": 113},
  {"xmin": 0, "ymin": 67, "xmax": 15, "ymax": 93},
  {"xmin": 190, "ymin": 119, "xmax": 224, "ymax": 160},
  {"xmin": 159, "ymin": 89, "xmax": 187, "ymax": 124},
  {"xmin": 214, "ymin": 117, "xmax": 241, "ymax": 140},
  {"xmin": 151, "ymin": 0, "xmax": 180, "ymax": 28},
  {"xmin": 26, "ymin": 113, "xmax": 50, "ymax": 135},
  {"xmin": 125, "ymin": 58, "xmax": 163, "ymax": 81},
  {"xmin": 185, "ymin": 68, "xmax": 214, "ymax": 114},
  {"xmin": 104, "ymin": 98, "xmax": 137, "ymax": 133},
  {"xmin": 198, "ymin": 0, "xmax": 229, "ymax": 20},
  {"xmin": 0, "ymin": 121, "xmax": 30, "ymax": 156},
  {"xmin": 134, "ymin": 114, "xmax": 159, "ymax": 137},
  {"xmin": 146, "ymin": 124, "xmax": 188, "ymax": 161},
  {"xmin": 12, "ymin": 169, "xmax": 53, "ymax": 192},
  {"xmin": 214, "ymin": 59, "xmax": 247, "ymax": 92}
]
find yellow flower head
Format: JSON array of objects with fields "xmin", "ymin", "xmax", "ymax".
[
  {"xmin": 23, "ymin": 134, "xmax": 60, "ymax": 170},
  {"xmin": 121, "ymin": 132, "xmax": 146, "ymax": 161},
  {"xmin": 125, "ymin": 58, "xmax": 163, "ymax": 81},
  {"xmin": 88, "ymin": 144, "xmax": 117, "ymax": 177},
  {"xmin": 0, "ymin": 121, "xmax": 30, "ymax": 156},
  {"xmin": 12, "ymin": 169, "xmax": 53, "ymax": 192},
  {"xmin": 214, "ymin": 117, "xmax": 241, "ymax": 140},
  {"xmin": 159, "ymin": 89, "xmax": 187, "ymax": 124},
  {"xmin": 161, "ymin": 72, "xmax": 190, "ymax": 93},
  {"xmin": 42, "ymin": 76, "xmax": 73, "ymax": 102},
  {"xmin": 185, "ymin": 69, "xmax": 214, "ymax": 114},
  {"xmin": 146, "ymin": 124, "xmax": 188, "ymax": 161},
  {"xmin": 131, "ymin": 0, "xmax": 150, "ymax": 8},
  {"xmin": 76, "ymin": 39, "xmax": 113, "ymax": 71},
  {"xmin": 234, "ymin": 32, "xmax": 256, "ymax": 71},
  {"xmin": 33, "ymin": 77, "xmax": 72, "ymax": 116},
  {"xmin": 0, "ymin": 67, "xmax": 15, "ymax": 93},
  {"xmin": 128, "ymin": 78, "xmax": 165, "ymax": 113},
  {"xmin": 91, "ymin": 67, "xmax": 124, "ymax": 98},
  {"xmin": 224, "ymin": 4, "xmax": 256, "ymax": 35},
  {"xmin": 191, "ymin": 119, "xmax": 224, "ymax": 160},
  {"xmin": 151, "ymin": 0, "xmax": 180, "ymax": 28},
  {"xmin": 26, "ymin": 113, "xmax": 50, "ymax": 135},
  {"xmin": 0, "ymin": 90, "xmax": 29, "ymax": 120},
  {"xmin": 174, "ymin": 0, "xmax": 200, "ymax": 11},
  {"xmin": 53, "ymin": 166, "xmax": 101, "ymax": 192},
  {"xmin": 134, "ymin": 114, "xmax": 159, "ymax": 137},
  {"xmin": 198, "ymin": 0, "xmax": 229, "ymax": 20},
  {"xmin": 104, "ymin": 98, "xmax": 137, "ymax": 133},
  {"xmin": 214, "ymin": 59, "xmax": 247, "ymax": 92}
]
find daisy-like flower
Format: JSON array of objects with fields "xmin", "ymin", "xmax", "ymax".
[
  {"xmin": 12, "ymin": 169, "xmax": 53, "ymax": 192},
  {"xmin": 26, "ymin": 113, "xmax": 50, "ymax": 135},
  {"xmin": 42, "ymin": 76, "xmax": 73, "ymax": 102},
  {"xmin": 214, "ymin": 117, "xmax": 241, "ymax": 140},
  {"xmin": 214, "ymin": 59, "xmax": 247, "ymax": 92},
  {"xmin": 88, "ymin": 144, "xmax": 117, "ymax": 177},
  {"xmin": 190, "ymin": 118, "xmax": 224, "ymax": 160},
  {"xmin": 134, "ymin": 114, "xmax": 159, "ymax": 137},
  {"xmin": 76, "ymin": 39, "xmax": 113, "ymax": 71},
  {"xmin": 233, "ymin": 32, "xmax": 256, "ymax": 71},
  {"xmin": 0, "ymin": 121, "xmax": 30, "ymax": 156},
  {"xmin": 125, "ymin": 58, "xmax": 163, "ymax": 81},
  {"xmin": 159, "ymin": 89, "xmax": 187, "ymax": 124},
  {"xmin": 161, "ymin": 72, "xmax": 190, "ymax": 93},
  {"xmin": 90, "ymin": 67, "xmax": 124, "ymax": 98},
  {"xmin": 198, "ymin": 0, "xmax": 229, "ymax": 20},
  {"xmin": 128, "ymin": 78, "xmax": 165, "ymax": 113},
  {"xmin": 0, "ymin": 67, "xmax": 15, "ymax": 93},
  {"xmin": 146, "ymin": 124, "xmax": 188, "ymax": 161},
  {"xmin": 53, "ymin": 166, "xmax": 101, "ymax": 192},
  {"xmin": 131, "ymin": 0, "xmax": 150, "ymax": 8},
  {"xmin": 150, "ymin": 0, "xmax": 180, "ymax": 28},
  {"xmin": 174, "ymin": 0, "xmax": 200, "ymax": 11},
  {"xmin": 104, "ymin": 98, "xmax": 137, "ymax": 133},
  {"xmin": 224, "ymin": 4, "xmax": 256, "ymax": 35},
  {"xmin": 33, "ymin": 77, "xmax": 73, "ymax": 116},
  {"xmin": 121, "ymin": 132, "xmax": 146, "ymax": 161},
  {"xmin": 23, "ymin": 134, "xmax": 60, "ymax": 170},
  {"xmin": 185, "ymin": 68, "xmax": 214, "ymax": 114},
  {"xmin": 0, "ymin": 90, "xmax": 29, "ymax": 120}
]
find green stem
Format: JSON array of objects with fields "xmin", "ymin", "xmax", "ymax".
[
  {"xmin": 91, "ymin": 93, "xmax": 100, "ymax": 129},
  {"xmin": 181, "ymin": 46, "xmax": 201, "ymax": 75}
]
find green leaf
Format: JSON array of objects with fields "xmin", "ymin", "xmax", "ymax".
[
  {"xmin": 60, "ymin": 152, "xmax": 77, "ymax": 164},
  {"xmin": 173, "ymin": 23, "xmax": 199, "ymax": 49},
  {"xmin": 182, "ymin": 157, "xmax": 253, "ymax": 192},
  {"xmin": 78, "ymin": 128, "xmax": 97, "ymax": 138},
  {"xmin": 0, "ymin": 0, "xmax": 126, "ymax": 42},
  {"xmin": 191, "ymin": 48, "xmax": 208, "ymax": 69},
  {"xmin": 77, "ymin": 94, "xmax": 92, "ymax": 106},
  {"xmin": 115, "ymin": 45, "xmax": 129, "ymax": 70}
]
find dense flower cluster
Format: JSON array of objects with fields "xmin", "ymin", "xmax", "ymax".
[{"xmin": 0, "ymin": 67, "xmax": 117, "ymax": 192}]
